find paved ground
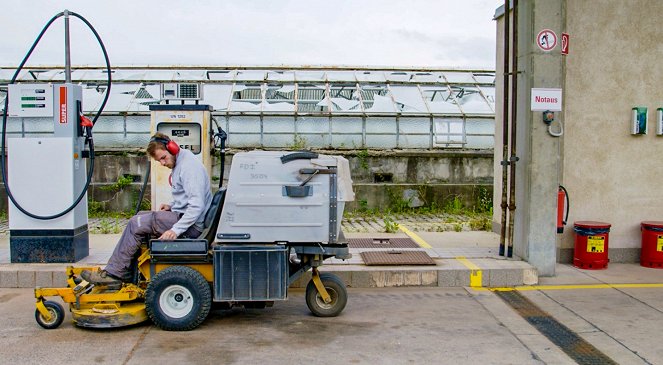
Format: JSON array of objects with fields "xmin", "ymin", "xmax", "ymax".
[
  {"xmin": 4, "ymin": 277, "xmax": 663, "ymax": 365},
  {"xmin": 2, "ymin": 218, "xmax": 663, "ymax": 363}
]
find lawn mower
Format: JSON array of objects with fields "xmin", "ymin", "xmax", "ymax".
[{"xmin": 34, "ymin": 150, "xmax": 354, "ymax": 331}]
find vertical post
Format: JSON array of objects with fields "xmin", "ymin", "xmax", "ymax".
[
  {"xmin": 499, "ymin": 0, "xmax": 511, "ymax": 256},
  {"xmin": 64, "ymin": 9, "xmax": 72, "ymax": 84},
  {"xmin": 507, "ymin": 0, "xmax": 519, "ymax": 258}
]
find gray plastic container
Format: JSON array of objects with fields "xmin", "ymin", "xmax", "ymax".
[
  {"xmin": 213, "ymin": 245, "xmax": 288, "ymax": 301},
  {"xmin": 216, "ymin": 151, "xmax": 354, "ymax": 244}
]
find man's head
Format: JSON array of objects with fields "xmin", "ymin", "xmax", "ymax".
[{"xmin": 148, "ymin": 132, "xmax": 177, "ymax": 169}]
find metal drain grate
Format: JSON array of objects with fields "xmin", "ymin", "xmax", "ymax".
[
  {"xmin": 360, "ymin": 251, "xmax": 436, "ymax": 266},
  {"xmin": 348, "ymin": 238, "xmax": 420, "ymax": 248},
  {"xmin": 496, "ymin": 290, "xmax": 618, "ymax": 365}
]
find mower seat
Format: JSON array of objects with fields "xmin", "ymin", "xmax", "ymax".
[{"xmin": 200, "ymin": 188, "xmax": 226, "ymax": 244}]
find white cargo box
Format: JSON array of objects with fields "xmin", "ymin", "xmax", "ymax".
[{"xmin": 216, "ymin": 151, "xmax": 354, "ymax": 244}]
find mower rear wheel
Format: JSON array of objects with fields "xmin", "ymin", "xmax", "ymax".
[
  {"xmin": 305, "ymin": 273, "xmax": 347, "ymax": 317},
  {"xmin": 35, "ymin": 300, "xmax": 65, "ymax": 329},
  {"xmin": 145, "ymin": 266, "xmax": 211, "ymax": 331}
]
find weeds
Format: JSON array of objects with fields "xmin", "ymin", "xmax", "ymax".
[
  {"xmin": 289, "ymin": 135, "xmax": 308, "ymax": 150},
  {"xmin": 95, "ymin": 217, "xmax": 122, "ymax": 234},
  {"xmin": 383, "ymin": 216, "xmax": 399, "ymax": 233}
]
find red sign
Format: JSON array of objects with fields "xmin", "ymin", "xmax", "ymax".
[
  {"xmin": 561, "ymin": 32, "xmax": 569, "ymax": 55},
  {"xmin": 59, "ymin": 87, "xmax": 67, "ymax": 124}
]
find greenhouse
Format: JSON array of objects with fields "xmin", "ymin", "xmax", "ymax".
[{"xmin": 0, "ymin": 66, "xmax": 495, "ymax": 150}]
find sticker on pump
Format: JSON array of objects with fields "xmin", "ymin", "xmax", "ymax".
[
  {"xmin": 59, "ymin": 86, "xmax": 67, "ymax": 124},
  {"xmin": 587, "ymin": 236, "xmax": 605, "ymax": 253},
  {"xmin": 657, "ymin": 235, "xmax": 663, "ymax": 252}
]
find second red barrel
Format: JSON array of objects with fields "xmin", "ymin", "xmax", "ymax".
[
  {"xmin": 573, "ymin": 221, "xmax": 611, "ymax": 270},
  {"xmin": 641, "ymin": 221, "xmax": 663, "ymax": 268}
]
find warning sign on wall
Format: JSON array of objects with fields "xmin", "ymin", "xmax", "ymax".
[
  {"xmin": 657, "ymin": 235, "xmax": 663, "ymax": 252},
  {"xmin": 587, "ymin": 236, "xmax": 605, "ymax": 253},
  {"xmin": 537, "ymin": 29, "xmax": 557, "ymax": 52}
]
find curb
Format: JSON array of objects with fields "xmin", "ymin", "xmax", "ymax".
[{"xmin": 0, "ymin": 260, "xmax": 538, "ymax": 289}]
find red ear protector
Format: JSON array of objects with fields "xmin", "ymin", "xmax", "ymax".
[{"xmin": 150, "ymin": 136, "xmax": 180, "ymax": 155}]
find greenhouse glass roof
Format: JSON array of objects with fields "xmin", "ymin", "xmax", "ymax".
[{"xmin": 0, "ymin": 66, "xmax": 495, "ymax": 117}]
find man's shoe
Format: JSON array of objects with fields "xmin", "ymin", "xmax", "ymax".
[{"xmin": 80, "ymin": 270, "xmax": 122, "ymax": 286}]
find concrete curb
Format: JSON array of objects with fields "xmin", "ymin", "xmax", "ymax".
[{"xmin": 0, "ymin": 259, "xmax": 538, "ymax": 289}]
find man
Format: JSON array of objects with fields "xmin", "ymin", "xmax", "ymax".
[{"xmin": 81, "ymin": 132, "xmax": 212, "ymax": 285}]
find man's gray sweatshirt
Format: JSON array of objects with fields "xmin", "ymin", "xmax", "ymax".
[{"xmin": 169, "ymin": 149, "xmax": 212, "ymax": 235}]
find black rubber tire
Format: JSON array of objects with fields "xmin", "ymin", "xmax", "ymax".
[
  {"xmin": 305, "ymin": 273, "xmax": 348, "ymax": 317},
  {"xmin": 145, "ymin": 266, "xmax": 211, "ymax": 331},
  {"xmin": 35, "ymin": 300, "xmax": 65, "ymax": 329}
]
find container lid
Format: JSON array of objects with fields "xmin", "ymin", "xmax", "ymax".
[
  {"xmin": 641, "ymin": 221, "xmax": 663, "ymax": 228},
  {"xmin": 574, "ymin": 221, "xmax": 611, "ymax": 229}
]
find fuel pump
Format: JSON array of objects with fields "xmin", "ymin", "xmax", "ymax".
[
  {"xmin": 1, "ymin": 11, "xmax": 111, "ymax": 262},
  {"xmin": 149, "ymin": 103, "xmax": 213, "ymax": 209}
]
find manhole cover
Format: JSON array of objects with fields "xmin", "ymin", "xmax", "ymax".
[
  {"xmin": 360, "ymin": 251, "xmax": 436, "ymax": 266},
  {"xmin": 348, "ymin": 238, "xmax": 420, "ymax": 248}
]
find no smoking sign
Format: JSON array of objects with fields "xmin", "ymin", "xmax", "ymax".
[{"xmin": 536, "ymin": 29, "xmax": 557, "ymax": 52}]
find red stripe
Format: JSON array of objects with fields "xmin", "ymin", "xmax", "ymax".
[{"xmin": 59, "ymin": 87, "xmax": 67, "ymax": 124}]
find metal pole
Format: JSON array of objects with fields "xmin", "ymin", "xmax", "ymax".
[
  {"xmin": 499, "ymin": 0, "xmax": 511, "ymax": 257},
  {"xmin": 64, "ymin": 9, "xmax": 71, "ymax": 83},
  {"xmin": 507, "ymin": 0, "xmax": 519, "ymax": 258}
]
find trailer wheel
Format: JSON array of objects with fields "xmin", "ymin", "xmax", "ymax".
[
  {"xmin": 35, "ymin": 300, "xmax": 65, "ymax": 329},
  {"xmin": 145, "ymin": 266, "xmax": 211, "ymax": 331},
  {"xmin": 305, "ymin": 273, "xmax": 347, "ymax": 317}
]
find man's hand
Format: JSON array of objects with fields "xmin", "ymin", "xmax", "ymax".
[
  {"xmin": 159, "ymin": 204, "xmax": 171, "ymax": 211},
  {"xmin": 159, "ymin": 229, "xmax": 177, "ymax": 240}
]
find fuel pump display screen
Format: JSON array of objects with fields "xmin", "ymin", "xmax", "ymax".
[{"xmin": 157, "ymin": 123, "xmax": 201, "ymax": 154}]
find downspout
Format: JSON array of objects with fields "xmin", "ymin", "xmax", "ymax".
[
  {"xmin": 507, "ymin": 0, "xmax": 519, "ymax": 258},
  {"xmin": 499, "ymin": 0, "xmax": 511, "ymax": 256}
]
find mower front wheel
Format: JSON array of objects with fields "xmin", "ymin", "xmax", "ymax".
[
  {"xmin": 145, "ymin": 266, "xmax": 211, "ymax": 331},
  {"xmin": 35, "ymin": 300, "xmax": 65, "ymax": 329},
  {"xmin": 305, "ymin": 273, "xmax": 347, "ymax": 317}
]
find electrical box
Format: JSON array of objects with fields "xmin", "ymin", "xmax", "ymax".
[
  {"xmin": 149, "ymin": 104, "xmax": 213, "ymax": 210},
  {"xmin": 657, "ymin": 108, "xmax": 663, "ymax": 136},
  {"xmin": 631, "ymin": 107, "xmax": 647, "ymax": 135},
  {"xmin": 160, "ymin": 83, "xmax": 203, "ymax": 101}
]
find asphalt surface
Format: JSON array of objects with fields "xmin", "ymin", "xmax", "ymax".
[{"xmin": 3, "ymin": 283, "xmax": 663, "ymax": 364}]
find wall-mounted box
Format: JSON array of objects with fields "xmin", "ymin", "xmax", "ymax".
[
  {"xmin": 657, "ymin": 108, "xmax": 663, "ymax": 135},
  {"xmin": 631, "ymin": 107, "xmax": 647, "ymax": 135}
]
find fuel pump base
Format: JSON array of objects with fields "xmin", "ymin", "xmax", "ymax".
[{"xmin": 10, "ymin": 226, "xmax": 89, "ymax": 263}]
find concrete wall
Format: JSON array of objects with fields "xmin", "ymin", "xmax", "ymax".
[
  {"xmin": 560, "ymin": 0, "xmax": 663, "ymax": 262},
  {"xmin": 0, "ymin": 150, "xmax": 494, "ymax": 215},
  {"xmin": 495, "ymin": 0, "xmax": 663, "ymax": 271}
]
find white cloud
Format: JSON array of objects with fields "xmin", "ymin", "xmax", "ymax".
[{"xmin": 0, "ymin": 0, "xmax": 503, "ymax": 69}]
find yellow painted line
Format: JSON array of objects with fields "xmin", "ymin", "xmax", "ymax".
[
  {"xmin": 470, "ymin": 283, "xmax": 663, "ymax": 292},
  {"xmin": 398, "ymin": 225, "xmax": 432, "ymax": 249},
  {"xmin": 455, "ymin": 256, "xmax": 483, "ymax": 288}
]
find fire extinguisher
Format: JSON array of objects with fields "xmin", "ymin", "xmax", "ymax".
[{"xmin": 557, "ymin": 185, "xmax": 569, "ymax": 233}]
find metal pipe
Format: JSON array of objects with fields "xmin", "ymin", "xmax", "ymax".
[
  {"xmin": 64, "ymin": 9, "xmax": 71, "ymax": 83},
  {"xmin": 499, "ymin": 0, "xmax": 511, "ymax": 256},
  {"xmin": 507, "ymin": 0, "xmax": 519, "ymax": 258}
]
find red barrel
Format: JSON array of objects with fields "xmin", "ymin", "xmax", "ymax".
[
  {"xmin": 640, "ymin": 221, "xmax": 663, "ymax": 268},
  {"xmin": 573, "ymin": 221, "xmax": 611, "ymax": 270}
]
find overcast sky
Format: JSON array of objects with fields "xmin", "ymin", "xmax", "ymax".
[{"xmin": 1, "ymin": 0, "xmax": 502, "ymax": 70}]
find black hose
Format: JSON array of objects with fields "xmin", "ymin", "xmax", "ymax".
[
  {"xmin": 211, "ymin": 116, "xmax": 227, "ymax": 189},
  {"xmin": 559, "ymin": 185, "xmax": 569, "ymax": 225},
  {"xmin": 133, "ymin": 162, "xmax": 150, "ymax": 215},
  {"xmin": 1, "ymin": 11, "xmax": 111, "ymax": 220}
]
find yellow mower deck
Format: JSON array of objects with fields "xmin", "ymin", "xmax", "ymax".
[{"xmin": 35, "ymin": 267, "xmax": 149, "ymax": 329}]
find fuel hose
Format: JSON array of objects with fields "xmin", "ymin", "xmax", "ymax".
[{"xmin": 1, "ymin": 11, "xmax": 111, "ymax": 220}]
